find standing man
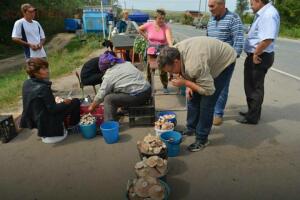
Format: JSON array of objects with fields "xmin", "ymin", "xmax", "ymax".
[
  {"xmin": 12, "ymin": 3, "xmax": 46, "ymax": 61},
  {"xmin": 157, "ymin": 37, "xmax": 237, "ymax": 152},
  {"xmin": 237, "ymin": 0, "xmax": 280, "ymax": 124},
  {"xmin": 207, "ymin": 0, "xmax": 244, "ymax": 126}
]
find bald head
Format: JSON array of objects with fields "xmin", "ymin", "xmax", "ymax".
[{"xmin": 208, "ymin": 0, "xmax": 226, "ymax": 18}]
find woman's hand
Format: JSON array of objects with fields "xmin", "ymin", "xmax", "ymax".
[
  {"xmin": 171, "ymin": 77, "xmax": 186, "ymax": 87},
  {"xmin": 63, "ymin": 99, "xmax": 72, "ymax": 105},
  {"xmin": 88, "ymin": 102, "xmax": 97, "ymax": 113}
]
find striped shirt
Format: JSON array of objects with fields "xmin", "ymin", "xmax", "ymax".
[{"xmin": 207, "ymin": 10, "xmax": 244, "ymax": 57}]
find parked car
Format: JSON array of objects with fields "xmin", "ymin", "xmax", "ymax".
[
  {"xmin": 195, "ymin": 17, "xmax": 209, "ymax": 29},
  {"xmin": 243, "ymin": 24, "xmax": 250, "ymax": 34}
]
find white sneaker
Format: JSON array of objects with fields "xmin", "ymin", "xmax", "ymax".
[{"xmin": 42, "ymin": 131, "xmax": 68, "ymax": 144}]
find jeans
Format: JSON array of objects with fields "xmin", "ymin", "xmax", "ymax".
[
  {"xmin": 186, "ymin": 63, "xmax": 235, "ymax": 141},
  {"xmin": 214, "ymin": 63, "xmax": 235, "ymax": 117}
]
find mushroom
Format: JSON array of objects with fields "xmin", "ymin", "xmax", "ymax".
[{"xmin": 148, "ymin": 184, "xmax": 165, "ymax": 200}]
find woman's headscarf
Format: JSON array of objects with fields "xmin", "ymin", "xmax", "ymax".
[{"xmin": 98, "ymin": 51, "xmax": 124, "ymax": 72}]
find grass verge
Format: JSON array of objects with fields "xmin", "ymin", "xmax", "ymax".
[
  {"xmin": 0, "ymin": 34, "xmax": 102, "ymax": 111},
  {"xmin": 280, "ymin": 25, "xmax": 300, "ymax": 39}
]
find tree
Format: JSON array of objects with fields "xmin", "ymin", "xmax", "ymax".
[{"xmin": 235, "ymin": 0, "xmax": 249, "ymax": 19}]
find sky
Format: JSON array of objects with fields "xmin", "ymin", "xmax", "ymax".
[{"xmin": 120, "ymin": 0, "xmax": 237, "ymax": 12}]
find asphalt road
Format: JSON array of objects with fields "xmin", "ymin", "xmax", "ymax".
[{"xmin": 171, "ymin": 23, "xmax": 300, "ymax": 79}]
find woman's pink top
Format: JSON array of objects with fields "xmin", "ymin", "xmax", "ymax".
[{"xmin": 143, "ymin": 22, "xmax": 170, "ymax": 45}]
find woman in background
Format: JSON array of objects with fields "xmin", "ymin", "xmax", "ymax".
[{"xmin": 139, "ymin": 9, "xmax": 173, "ymax": 93}]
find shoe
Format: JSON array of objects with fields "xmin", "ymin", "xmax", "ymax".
[
  {"xmin": 239, "ymin": 111, "xmax": 248, "ymax": 117},
  {"xmin": 236, "ymin": 118, "xmax": 257, "ymax": 125},
  {"xmin": 182, "ymin": 129, "xmax": 195, "ymax": 136},
  {"xmin": 213, "ymin": 116, "xmax": 223, "ymax": 126},
  {"xmin": 42, "ymin": 131, "xmax": 68, "ymax": 144},
  {"xmin": 187, "ymin": 140, "xmax": 210, "ymax": 152},
  {"xmin": 163, "ymin": 88, "xmax": 169, "ymax": 94}
]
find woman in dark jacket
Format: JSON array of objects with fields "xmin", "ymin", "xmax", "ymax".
[{"xmin": 20, "ymin": 58, "xmax": 80, "ymax": 143}]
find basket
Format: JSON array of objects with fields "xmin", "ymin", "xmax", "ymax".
[{"xmin": 0, "ymin": 115, "xmax": 17, "ymax": 143}]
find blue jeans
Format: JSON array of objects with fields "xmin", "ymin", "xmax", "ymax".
[
  {"xmin": 186, "ymin": 63, "xmax": 235, "ymax": 141},
  {"xmin": 214, "ymin": 63, "xmax": 235, "ymax": 117}
]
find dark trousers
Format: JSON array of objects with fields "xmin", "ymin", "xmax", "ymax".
[
  {"xmin": 64, "ymin": 98, "xmax": 80, "ymax": 128},
  {"xmin": 147, "ymin": 65, "xmax": 168, "ymax": 89},
  {"xmin": 103, "ymin": 87, "xmax": 152, "ymax": 121},
  {"xmin": 244, "ymin": 52, "xmax": 274, "ymax": 123},
  {"xmin": 187, "ymin": 63, "xmax": 235, "ymax": 141}
]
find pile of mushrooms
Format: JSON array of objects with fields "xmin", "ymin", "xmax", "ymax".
[
  {"xmin": 137, "ymin": 134, "xmax": 167, "ymax": 155},
  {"xmin": 135, "ymin": 156, "xmax": 168, "ymax": 178},
  {"xmin": 127, "ymin": 176, "xmax": 165, "ymax": 200},
  {"xmin": 154, "ymin": 117, "xmax": 174, "ymax": 130},
  {"xmin": 80, "ymin": 113, "xmax": 96, "ymax": 125},
  {"xmin": 161, "ymin": 114, "xmax": 175, "ymax": 120}
]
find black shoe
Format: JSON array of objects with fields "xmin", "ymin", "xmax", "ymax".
[
  {"xmin": 187, "ymin": 140, "xmax": 210, "ymax": 152},
  {"xmin": 236, "ymin": 118, "xmax": 257, "ymax": 125},
  {"xmin": 182, "ymin": 129, "xmax": 195, "ymax": 136},
  {"xmin": 239, "ymin": 111, "xmax": 248, "ymax": 117}
]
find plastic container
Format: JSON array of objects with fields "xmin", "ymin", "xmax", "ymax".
[
  {"xmin": 157, "ymin": 111, "xmax": 177, "ymax": 126},
  {"xmin": 64, "ymin": 18, "xmax": 80, "ymax": 32},
  {"xmin": 100, "ymin": 121, "xmax": 119, "ymax": 144},
  {"xmin": 80, "ymin": 104, "xmax": 104, "ymax": 126},
  {"xmin": 82, "ymin": 10, "xmax": 108, "ymax": 33},
  {"xmin": 180, "ymin": 86, "xmax": 186, "ymax": 96},
  {"xmin": 79, "ymin": 122, "xmax": 97, "ymax": 139},
  {"xmin": 155, "ymin": 127, "xmax": 174, "ymax": 137},
  {"xmin": 160, "ymin": 131, "xmax": 182, "ymax": 157}
]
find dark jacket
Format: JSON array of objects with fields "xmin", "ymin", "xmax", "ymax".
[
  {"xmin": 20, "ymin": 78, "xmax": 70, "ymax": 137},
  {"xmin": 80, "ymin": 57, "xmax": 104, "ymax": 86}
]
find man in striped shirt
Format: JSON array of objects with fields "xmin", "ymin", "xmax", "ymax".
[{"xmin": 207, "ymin": 0, "xmax": 244, "ymax": 126}]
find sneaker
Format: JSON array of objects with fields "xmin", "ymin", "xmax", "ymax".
[
  {"xmin": 182, "ymin": 129, "xmax": 195, "ymax": 136},
  {"xmin": 213, "ymin": 116, "xmax": 223, "ymax": 126},
  {"xmin": 42, "ymin": 131, "xmax": 68, "ymax": 144},
  {"xmin": 187, "ymin": 139, "xmax": 210, "ymax": 152},
  {"xmin": 162, "ymin": 88, "xmax": 169, "ymax": 94}
]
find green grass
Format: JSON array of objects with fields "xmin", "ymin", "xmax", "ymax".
[
  {"xmin": 0, "ymin": 34, "xmax": 102, "ymax": 110},
  {"xmin": 279, "ymin": 25, "xmax": 300, "ymax": 39}
]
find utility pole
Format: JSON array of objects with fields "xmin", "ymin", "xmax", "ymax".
[
  {"xmin": 205, "ymin": 0, "xmax": 208, "ymax": 13},
  {"xmin": 124, "ymin": 0, "xmax": 126, "ymax": 9},
  {"xmin": 198, "ymin": 0, "xmax": 202, "ymax": 19}
]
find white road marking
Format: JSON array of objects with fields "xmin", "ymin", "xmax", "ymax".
[{"xmin": 240, "ymin": 55, "xmax": 300, "ymax": 81}]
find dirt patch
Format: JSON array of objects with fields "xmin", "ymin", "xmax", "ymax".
[{"xmin": 0, "ymin": 33, "xmax": 75, "ymax": 73}]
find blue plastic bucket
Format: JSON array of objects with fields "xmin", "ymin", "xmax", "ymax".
[
  {"xmin": 158, "ymin": 111, "xmax": 177, "ymax": 125},
  {"xmin": 100, "ymin": 121, "xmax": 119, "ymax": 144},
  {"xmin": 80, "ymin": 122, "xmax": 97, "ymax": 139},
  {"xmin": 160, "ymin": 131, "xmax": 182, "ymax": 157}
]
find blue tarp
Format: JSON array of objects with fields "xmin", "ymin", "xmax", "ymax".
[{"xmin": 128, "ymin": 11, "xmax": 149, "ymax": 24}]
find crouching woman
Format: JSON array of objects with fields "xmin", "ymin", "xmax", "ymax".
[
  {"xmin": 20, "ymin": 58, "xmax": 80, "ymax": 144},
  {"xmin": 88, "ymin": 51, "xmax": 151, "ymax": 121}
]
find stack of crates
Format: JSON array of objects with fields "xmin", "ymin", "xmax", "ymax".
[
  {"xmin": 128, "ymin": 96, "xmax": 155, "ymax": 127},
  {"xmin": 0, "ymin": 115, "xmax": 18, "ymax": 143}
]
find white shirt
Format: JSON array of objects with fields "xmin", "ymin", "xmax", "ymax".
[
  {"xmin": 12, "ymin": 18, "xmax": 47, "ymax": 58},
  {"xmin": 244, "ymin": 3, "xmax": 280, "ymax": 53}
]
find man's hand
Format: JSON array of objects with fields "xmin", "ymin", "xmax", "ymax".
[
  {"xmin": 171, "ymin": 77, "xmax": 186, "ymax": 87},
  {"xmin": 253, "ymin": 54, "xmax": 262, "ymax": 64},
  {"xmin": 186, "ymin": 87, "xmax": 193, "ymax": 100},
  {"xmin": 29, "ymin": 43, "xmax": 39, "ymax": 51}
]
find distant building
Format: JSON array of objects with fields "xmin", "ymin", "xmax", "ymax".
[{"xmin": 185, "ymin": 10, "xmax": 203, "ymax": 18}]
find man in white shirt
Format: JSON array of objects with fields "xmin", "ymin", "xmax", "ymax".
[
  {"xmin": 237, "ymin": 0, "xmax": 280, "ymax": 124},
  {"xmin": 12, "ymin": 3, "xmax": 46, "ymax": 61}
]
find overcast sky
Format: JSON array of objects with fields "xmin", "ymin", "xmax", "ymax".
[{"xmin": 121, "ymin": 0, "xmax": 237, "ymax": 12}]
